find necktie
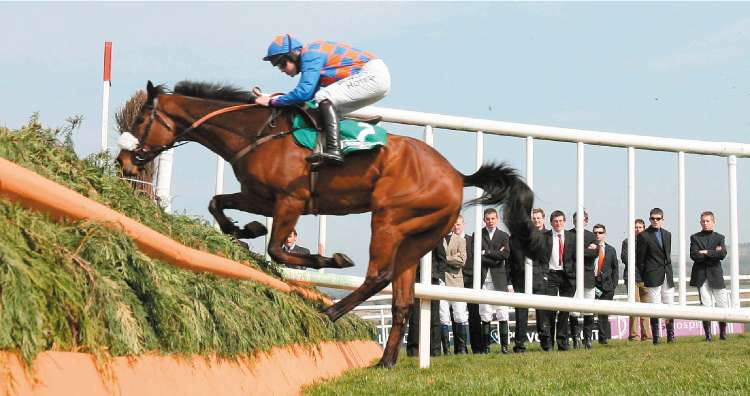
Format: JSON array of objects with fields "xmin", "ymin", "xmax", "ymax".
[
  {"xmin": 597, "ymin": 245, "xmax": 605, "ymax": 275},
  {"xmin": 558, "ymin": 234, "xmax": 564, "ymax": 266},
  {"xmin": 655, "ymin": 230, "xmax": 663, "ymax": 249}
]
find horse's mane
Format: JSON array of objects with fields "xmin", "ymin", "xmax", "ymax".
[{"xmin": 173, "ymin": 81, "xmax": 255, "ymax": 103}]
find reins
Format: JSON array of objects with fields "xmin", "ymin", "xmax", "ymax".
[{"xmin": 139, "ymin": 102, "xmax": 291, "ymax": 166}]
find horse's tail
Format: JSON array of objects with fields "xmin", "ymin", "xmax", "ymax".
[{"xmin": 462, "ymin": 162, "xmax": 544, "ymax": 257}]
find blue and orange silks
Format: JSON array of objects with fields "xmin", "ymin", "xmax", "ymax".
[{"xmin": 271, "ymin": 40, "xmax": 378, "ymax": 107}]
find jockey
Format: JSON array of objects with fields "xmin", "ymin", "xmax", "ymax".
[{"xmin": 256, "ymin": 34, "xmax": 391, "ymax": 165}]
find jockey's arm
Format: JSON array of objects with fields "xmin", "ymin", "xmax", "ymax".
[{"xmin": 271, "ymin": 52, "xmax": 325, "ymax": 107}]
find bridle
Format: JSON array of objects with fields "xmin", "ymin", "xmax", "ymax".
[{"xmin": 130, "ymin": 100, "xmax": 286, "ymax": 166}]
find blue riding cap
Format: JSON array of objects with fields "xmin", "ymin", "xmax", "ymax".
[{"xmin": 263, "ymin": 34, "xmax": 303, "ymax": 62}]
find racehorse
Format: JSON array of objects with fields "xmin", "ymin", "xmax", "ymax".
[{"xmin": 117, "ymin": 81, "xmax": 537, "ymax": 368}]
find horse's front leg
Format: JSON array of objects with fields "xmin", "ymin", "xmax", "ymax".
[
  {"xmin": 208, "ymin": 192, "xmax": 268, "ymax": 239},
  {"xmin": 266, "ymin": 196, "xmax": 354, "ymax": 270}
]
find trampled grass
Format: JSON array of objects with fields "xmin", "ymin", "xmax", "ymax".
[
  {"xmin": 307, "ymin": 335, "xmax": 750, "ymax": 395},
  {"xmin": 0, "ymin": 116, "xmax": 376, "ymax": 365}
]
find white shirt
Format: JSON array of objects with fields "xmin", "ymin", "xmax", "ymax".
[
  {"xmin": 548, "ymin": 231, "xmax": 565, "ymax": 271},
  {"xmin": 486, "ymin": 227, "xmax": 496, "ymax": 241},
  {"xmin": 283, "ymin": 244, "xmax": 296, "ymax": 253}
]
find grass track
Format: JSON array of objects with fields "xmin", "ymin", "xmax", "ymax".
[{"xmin": 307, "ymin": 335, "xmax": 750, "ymax": 395}]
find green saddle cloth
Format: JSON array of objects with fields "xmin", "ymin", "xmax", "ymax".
[{"xmin": 291, "ymin": 114, "xmax": 387, "ymax": 154}]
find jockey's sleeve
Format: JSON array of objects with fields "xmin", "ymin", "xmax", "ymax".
[{"xmin": 271, "ymin": 51, "xmax": 326, "ymax": 106}]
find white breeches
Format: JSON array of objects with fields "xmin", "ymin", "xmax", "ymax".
[{"xmin": 314, "ymin": 59, "xmax": 391, "ymax": 114}]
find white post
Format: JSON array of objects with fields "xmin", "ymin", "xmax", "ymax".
[
  {"xmin": 100, "ymin": 41, "xmax": 112, "ymax": 152},
  {"xmin": 264, "ymin": 217, "xmax": 273, "ymax": 262},
  {"xmin": 318, "ymin": 215, "xmax": 327, "ymax": 273},
  {"xmin": 575, "ymin": 142, "xmax": 584, "ymax": 297},
  {"xmin": 728, "ymin": 155, "xmax": 740, "ymax": 308},
  {"xmin": 524, "ymin": 136, "xmax": 534, "ymax": 294},
  {"xmin": 379, "ymin": 308, "xmax": 387, "ymax": 348},
  {"xmin": 473, "ymin": 131, "xmax": 484, "ymax": 291},
  {"xmin": 419, "ymin": 125, "xmax": 435, "ymax": 369},
  {"xmin": 678, "ymin": 152, "xmax": 687, "ymax": 306},
  {"xmin": 213, "ymin": 155, "xmax": 224, "ymax": 229},
  {"xmin": 154, "ymin": 149, "xmax": 174, "ymax": 213},
  {"xmin": 627, "ymin": 148, "xmax": 636, "ymax": 303}
]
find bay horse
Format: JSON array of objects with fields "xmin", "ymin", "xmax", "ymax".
[{"xmin": 117, "ymin": 81, "xmax": 537, "ymax": 368}]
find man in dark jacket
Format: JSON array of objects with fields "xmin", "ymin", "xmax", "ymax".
[
  {"xmin": 689, "ymin": 211, "xmax": 729, "ymax": 341},
  {"xmin": 636, "ymin": 207, "xmax": 675, "ymax": 344},
  {"xmin": 569, "ymin": 211, "xmax": 599, "ymax": 349},
  {"xmin": 406, "ymin": 243, "xmax": 447, "ymax": 356},
  {"xmin": 592, "ymin": 224, "xmax": 619, "ymax": 345},
  {"xmin": 471, "ymin": 208, "xmax": 511, "ymax": 354},
  {"xmin": 508, "ymin": 208, "xmax": 548, "ymax": 353}
]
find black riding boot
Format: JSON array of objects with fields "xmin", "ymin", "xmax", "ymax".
[
  {"xmin": 454, "ymin": 324, "xmax": 469, "ymax": 354},
  {"xmin": 569, "ymin": 316, "xmax": 581, "ymax": 349},
  {"xmin": 719, "ymin": 322, "xmax": 728, "ymax": 340},
  {"xmin": 440, "ymin": 324, "xmax": 452, "ymax": 355},
  {"xmin": 582, "ymin": 315, "xmax": 594, "ymax": 349},
  {"xmin": 499, "ymin": 321, "xmax": 510, "ymax": 354},
  {"xmin": 651, "ymin": 318, "xmax": 661, "ymax": 345},
  {"xmin": 306, "ymin": 99, "xmax": 344, "ymax": 165},
  {"xmin": 480, "ymin": 321, "xmax": 492, "ymax": 354},
  {"xmin": 702, "ymin": 321, "xmax": 713, "ymax": 342},
  {"xmin": 666, "ymin": 319, "xmax": 675, "ymax": 343}
]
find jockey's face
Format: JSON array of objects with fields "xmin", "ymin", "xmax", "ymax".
[{"xmin": 278, "ymin": 59, "xmax": 299, "ymax": 77}]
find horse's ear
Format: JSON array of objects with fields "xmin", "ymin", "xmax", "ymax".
[{"xmin": 146, "ymin": 80, "xmax": 157, "ymax": 105}]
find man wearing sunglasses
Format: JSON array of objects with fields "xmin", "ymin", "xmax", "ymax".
[
  {"xmin": 257, "ymin": 34, "xmax": 391, "ymax": 166},
  {"xmin": 636, "ymin": 207, "xmax": 674, "ymax": 344},
  {"xmin": 592, "ymin": 224, "xmax": 619, "ymax": 345}
]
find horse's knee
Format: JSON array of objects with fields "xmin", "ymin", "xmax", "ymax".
[{"xmin": 208, "ymin": 196, "xmax": 221, "ymax": 214}]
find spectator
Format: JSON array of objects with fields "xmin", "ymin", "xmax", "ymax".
[
  {"xmin": 534, "ymin": 210, "xmax": 577, "ymax": 351},
  {"xmin": 508, "ymin": 208, "xmax": 547, "ymax": 353},
  {"xmin": 622, "ymin": 219, "xmax": 652, "ymax": 341},
  {"xmin": 689, "ymin": 211, "xmax": 729, "ymax": 341},
  {"xmin": 592, "ymin": 224, "xmax": 619, "ymax": 345},
  {"xmin": 282, "ymin": 229, "xmax": 311, "ymax": 269},
  {"xmin": 438, "ymin": 215, "xmax": 470, "ymax": 354},
  {"xmin": 569, "ymin": 211, "xmax": 599, "ymax": 349},
  {"xmin": 636, "ymin": 208, "xmax": 675, "ymax": 344},
  {"xmin": 472, "ymin": 208, "xmax": 511, "ymax": 354}
]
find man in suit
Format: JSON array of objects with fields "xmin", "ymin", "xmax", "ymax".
[
  {"xmin": 592, "ymin": 224, "xmax": 619, "ymax": 345},
  {"xmin": 438, "ymin": 215, "xmax": 470, "ymax": 354},
  {"xmin": 473, "ymin": 208, "xmax": 512, "ymax": 354},
  {"xmin": 636, "ymin": 207, "xmax": 675, "ymax": 344},
  {"xmin": 531, "ymin": 210, "xmax": 580, "ymax": 351},
  {"xmin": 508, "ymin": 208, "xmax": 548, "ymax": 353},
  {"xmin": 406, "ymin": 242, "xmax": 447, "ymax": 356},
  {"xmin": 569, "ymin": 211, "xmax": 599, "ymax": 349},
  {"xmin": 689, "ymin": 211, "xmax": 729, "ymax": 341},
  {"xmin": 622, "ymin": 219, "xmax": 652, "ymax": 341},
  {"xmin": 282, "ymin": 229, "xmax": 311, "ymax": 269}
]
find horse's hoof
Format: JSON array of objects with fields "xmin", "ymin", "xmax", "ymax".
[
  {"xmin": 243, "ymin": 221, "xmax": 268, "ymax": 238},
  {"xmin": 373, "ymin": 359, "xmax": 395, "ymax": 369},
  {"xmin": 332, "ymin": 253, "xmax": 355, "ymax": 268},
  {"xmin": 323, "ymin": 306, "xmax": 340, "ymax": 322}
]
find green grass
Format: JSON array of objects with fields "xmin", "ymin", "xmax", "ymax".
[
  {"xmin": 0, "ymin": 116, "xmax": 376, "ymax": 365},
  {"xmin": 307, "ymin": 335, "xmax": 750, "ymax": 395}
]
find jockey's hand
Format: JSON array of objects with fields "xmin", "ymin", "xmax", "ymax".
[{"xmin": 255, "ymin": 95, "xmax": 272, "ymax": 107}]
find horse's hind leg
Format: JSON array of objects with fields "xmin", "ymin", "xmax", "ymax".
[
  {"xmin": 376, "ymin": 224, "xmax": 453, "ymax": 368},
  {"xmin": 208, "ymin": 192, "xmax": 269, "ymax": 239}
]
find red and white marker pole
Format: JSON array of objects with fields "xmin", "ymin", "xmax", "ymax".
[{"xmin": 101, "ymin": 41, "xmax": 112, "ymax": 152}]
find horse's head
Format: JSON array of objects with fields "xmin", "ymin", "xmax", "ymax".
[{"xmin": 116, "ymin": 81, "xmax": 179, "ymax": 176}]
